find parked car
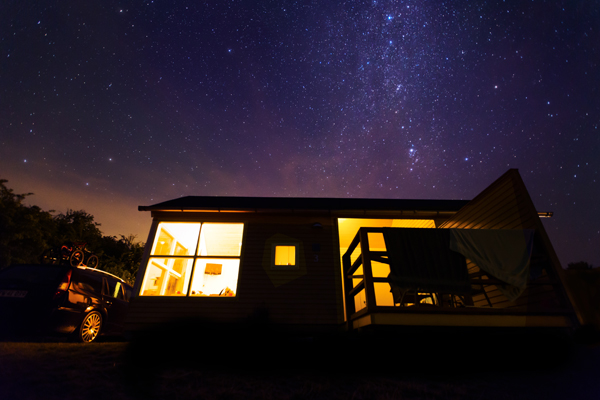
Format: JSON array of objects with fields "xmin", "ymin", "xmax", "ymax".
[{"xmin": 0, "ymin": 264, "xmax": 133, "ymax": 342}]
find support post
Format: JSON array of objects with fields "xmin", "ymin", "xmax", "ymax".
[{"xmin": 359, "ymin": 228, "xmax": 377, "ymax": 312}]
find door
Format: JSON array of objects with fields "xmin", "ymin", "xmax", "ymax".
[{"xmin": 102, "ymin": 277, "xmax": 129, "ymax": 334}]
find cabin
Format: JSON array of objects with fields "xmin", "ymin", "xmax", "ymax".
[{"xmin": 126, "ymin": 170, "xmax": 578, "ymax": 337}]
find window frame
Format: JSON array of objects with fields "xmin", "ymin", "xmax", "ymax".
[
  {"xmin": 271, "ymin": 243, "xmax": 299, "ymax": 270},
  {"xmin": 140, "ymin": 221, "xmax": 245, "ymax": 297}
]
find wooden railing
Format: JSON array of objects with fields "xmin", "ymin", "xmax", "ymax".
[
  {"xmin": 341, "ymin": 228, "xmax": 571, "ymax": 324},
  {"xmin": 342, "ymin": 227, "xmax": 381, "ymax": 320}
]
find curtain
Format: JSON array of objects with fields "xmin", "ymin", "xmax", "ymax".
[{"xmin": 449, "ymin": 229, "xmax": 534, "ymax": 301}]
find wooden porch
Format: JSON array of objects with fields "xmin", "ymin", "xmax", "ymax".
[{"xmin": 342, "ymin": 227, "xmax": 575, "ymax": 330}]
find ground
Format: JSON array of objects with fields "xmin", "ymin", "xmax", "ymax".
[{"xmin": 1, "ymin": 334, "xmax": 599, "ymax": 400}]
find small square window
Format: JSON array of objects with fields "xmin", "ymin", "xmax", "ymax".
[{"xmin": 272, "ymin": 244, "xmax": 298, "ymax": 269}]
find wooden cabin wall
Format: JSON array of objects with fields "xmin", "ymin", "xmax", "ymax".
[
  {"xmin": 438, "ymin": 169, "xmax": 535, "ymax": 231},
  {"xmin": 438, "ymin": 169, "xmax": 573, "ymax": 316},
  {"xmin": 466, "ymin": 260, "xmax": 561, "ymax": 311},
  {"xmin": 126, "ymin": 212, "xmax": 344, "ymax": 334}
]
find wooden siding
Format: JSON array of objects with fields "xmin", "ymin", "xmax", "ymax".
[
  {"xmin": 466, "ymin": 260, "xmax": 561, "ymax": 312},
  {"xmin": 438, "ymin": 169, "xmax": 576, "ymax": 323},
  {"xmin": 126, "ymin": 213, "xmax": 344, "ymax": 333},
  {"xmin": 438, "ymin": 170, "xmax": 534, "ymax": 230}
]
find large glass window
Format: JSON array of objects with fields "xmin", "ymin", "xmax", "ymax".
[
  {"xmin": 189, "ymin": 259, "xmax": 240, "ymax": 296},
  {"xmin": 150, "ymin": 223, "xmax": 201, "ymax": 256},
  {"xmin": 198, "ymin": 223, "xmax": 244, "ymax": 256},
  {"xmin": 140, "ymin": 222, "xmax": 244, "ymax": 297}
]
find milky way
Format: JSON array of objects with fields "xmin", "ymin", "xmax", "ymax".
[{"xmin": 1, "ymin": 1, "xmax": 598, "ymax": 266}]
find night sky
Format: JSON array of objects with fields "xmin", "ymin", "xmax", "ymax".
[{"xmin": 1, "ymin": 1, "xmax": 598, "ymax": 267}]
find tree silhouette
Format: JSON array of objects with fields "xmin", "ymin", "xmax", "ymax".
[
  {"xmin": 0, "ymin": 179, "xmax": 143, "ymax": 284},
  {"xmin": 567, "ymin": 261, "xmax": 594, "ymax": 270},
  {"xmin": 0, "ymin": 179, "xmax": 55, "ymax": 266}
]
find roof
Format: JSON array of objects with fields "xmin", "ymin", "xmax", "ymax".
[{"xmin": 138, "ymin": 196, "xmax": 470, "ymax": 213}]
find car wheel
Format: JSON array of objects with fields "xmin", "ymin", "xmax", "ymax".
[{"xmin": 79, "ymin": 311, "xmax": 102, "ymax": 343}]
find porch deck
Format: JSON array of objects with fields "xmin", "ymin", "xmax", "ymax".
[{"xmin": 342, "ymin": 227, "xmax": 574, "ymax": 329}]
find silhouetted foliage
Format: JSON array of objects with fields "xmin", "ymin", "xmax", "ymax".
[
  {"xmin": 99, "ymin": 234, "xmax": 144, "ymax": 285},
  {"xmin": 0, "ymin": 179, "xmax": 55, "ymax": 266},
  {"xmin": 53, "ymin": 209, "xmax": 103, "ymax": 248},
  {"xmin": 567, "ymin": 261, "xmax": 594, "ymax": 270},
  {"xmin": 0, "ymin": 179, "xmax": 142, "ymax": 284}
]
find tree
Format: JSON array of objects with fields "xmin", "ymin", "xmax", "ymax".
[
  {"xmin": 96, "ymin": 234, "xmax": 144, "ymax": 285},
  {"xmin": 0, "ymin": 180, "xmax": 55, "ymax": 266},
  {"xmin": 52, "ymin": 209, "xmax": 104, "ymax": 251},
  {"xmin": 0, "ymin": 179, "xmax": 144, "ymax": 284},
  {"xmin": 567, "ymin": 261, "xmax": 594, "ymax": 270}
]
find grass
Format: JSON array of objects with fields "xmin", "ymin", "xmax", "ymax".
[{"xmin": 1, "ymin": 334, "xmax": 599, "ymax": 400}]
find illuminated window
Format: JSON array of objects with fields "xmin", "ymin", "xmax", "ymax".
[
  {"xmin": 189, "ymin": 259, "xmax": 240, "ymax": 296},
  {"xmin": 272, "ymin": 244, "xmax": 298, "ymax": 269},
  {"xmin": 198, "ymin": 223, "xmax": 244, "ymax": 256},
  {"xmin": 150, "ymin": 223, "xmax": 200, "ymax": 256},
  {"xmin": 142, "ymin": 258, "xmax": 194, "ymax": 296},
  {"xmin": 140, "ymin": 222, "xmax": 244, "ymax": 297}
]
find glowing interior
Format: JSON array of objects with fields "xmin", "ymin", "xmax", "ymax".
[
  {"xmin": 198, "ymin": 223, "xmax": 244, "ymax": 256},
  {"xmin": 140, "ymin": 222, "xmax": 244, "ymax": 297},
  {"xmin": 142, "ymin": 258, "xmax": 194, "ymax": 296},
  {"xmin": 189, "ymin": 258, "xmax": 240, "ymax": 296},
  {"xmin": 337, "ymin": 218, "xmax": 435, "ymax": 312},
  {"xmin": 150, "ymin": 223, "xmax": 201, "ymax": 255},
  {"xmin": 274, "ymin": 245, "xmax": 296, "ymax": 266}
]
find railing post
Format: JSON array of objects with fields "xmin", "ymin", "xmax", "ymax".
[
  {"xmin": 342, "ymin": 251, "xmax": 356, "ymax": 322},
  {"xmin": 359, "ymin": 228, "xmax": 377, "ymax": 312}
]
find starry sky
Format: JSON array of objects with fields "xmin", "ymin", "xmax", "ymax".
[{"xmin": 1, "ymin": 1, "xmax": 598, "ymax": 267}]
